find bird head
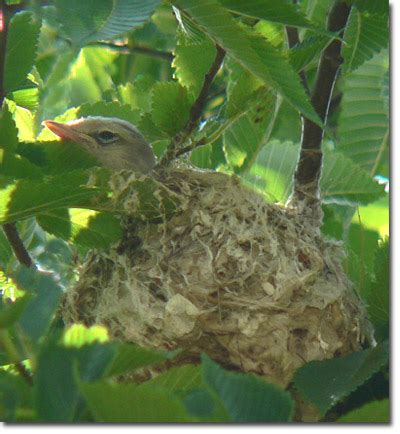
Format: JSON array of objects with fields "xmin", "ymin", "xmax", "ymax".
[{"xmin": 43, "ymin": 116, "xmax": 156, "ymax": 173}]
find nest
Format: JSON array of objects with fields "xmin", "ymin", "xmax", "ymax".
[{"xmin": 62, "ymin": 167, "xmax": 373, "ymax": 388}]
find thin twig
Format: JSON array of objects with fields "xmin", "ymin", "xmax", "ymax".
[
  {"xmin": 1, "ymin": 1, "xmax": 36, "ymax": 269},
  {"xmin": 290, "ymin": 1, "xmax": 351, "ymax": 215},
  {"xmin": 91, "ymin": 41, "xmax": 174, "ymax": 62},
  {"xmin": 158, "ymin": 44, "xmax": 226, "ymax": 167}
]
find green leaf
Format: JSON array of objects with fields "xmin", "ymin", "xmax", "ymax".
[
  {"xmin": 245, "ymin": 140, "xmax": 299, "ymax": 202},
  {"xmin": 37, "ymin": 209, "xmax": 122, "ymax": 249},
  {"xmin": 289, "ymin": 35, "xmax": 330, "ymax": 72},
  {"xmin": 62, "ymin": 324, "xmax": 110, "ymax": 347},
  {"xmin": 34, "ymin": 335, "xmax": 115, "ymax": 422},
  {"xmin": 105, "ymin": 343, "xmax": 170, "ymax": 378},
  {"xmin": 173, "ymin": 33, "xmax": 217, "ymax": 96},
  {"xmin": 17, "ymin": 141, "xmax": 99, "ymax": 175},
  {"xmin": 225, "ymin": 59, "xmax": 263, "ymax": 118},
  {"xmin": 224, "ymin": 90, "xmax": 279, "ymax": 173},
  {"xmin": 0, "ymin": 294, "xmax": 32, "ymax": 328},
  {"xmin": 7, "ymin": 87, "xmax": 39, "ymax": 112},
  {"xmin": 4, "ymin": 12, "xmax": 41, "ymax": 93},
  {"xmin": 0, "ymin": 170, "xmax": 108, "ymax": 224},
  {"xmin": 173, "ymin": 0, "xmax": 321, "ymax": 126},
  {"xmin": 364, "ymin": 238, "xmax": 389, "ymax": 338},
  {"xmin": 342, "ymin": 8, "xmax": 388, "ymax": 74},
  {"xmin": 244, "ymin": 141, "xmax": 384, "ymax": 205},
  {"xmin": 353, "ymin": 0, "xmax": 389, "ymax": 15},
  {"xmin": 354, "ymin": 195, "xmax": 389, "ymax": 238},
  {"xmin": 202, "ymin": 355, "xmax": 294, "ymax": 422},
  {"xmin": 337, "ymin": 399, "xmax": 389, "ymax": 423},
  {"xmin": 13, "ymin": 268, "xmax": 63, "ymax": 343},
  {"xmin": 337, "ymin": 50, "xmax": 389, "ymax": 176},
  {"xmin": 68, "ymin": 48, "xmax": 118, "ymax": 106},
  {"xmin": 320, "ymin": 149, "xmax": 385, "ymax": 205},
  {"xmin": 0, "ymin": 104, "xmax": 19, "ymax": 153},
  {"xmin": 117, "ymin": 77, "xmax": 154, "ymax": 113},
  {"xmin": 55, "ymin": 0, "xmax": 160, "ymax": 45},
  {"xmin": 344, "ymin": 222, "xmax": 380, "ymax": 296},
  {"xmin": 144, "ymin": 364, "xmax": 202, "ymax": 390},
  {"xmin": 81, "ymin": 382, "xmax": 190, "ymax": 422},
  {"xmin": 42, "ymin": 100, "xmax": 140, "ymax": 148},
  {"xmin": 0, "ymin": 370, "xmax": 32, "ymax": 422},
  {"xmin": 293, "ymin": 341, "xmax": 389, "ymax": 415},
  {"xmin": 151, "ymin": 81, "xmax": 192, "ymax": 136},
  {"xmin": 219, "ymin": 0, "xmax": 324, "ymax": 32}
]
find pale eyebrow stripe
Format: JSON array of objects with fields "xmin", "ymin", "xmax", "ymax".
[{"xmin": 117, "ymin": 122, "xmax": 144, "ymax": 138}]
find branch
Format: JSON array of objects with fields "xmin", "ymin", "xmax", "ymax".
[
  {"xmin": 158, "ymin": 44, "xmax": 225, "ymax": 167},
  {"xmin": 91, "ymin": 41, "xmax": 174, "ymax": 62},
  {"xmin": 1, "ymin": 2, "xmax": 35, "ymax": 269},
  {"xmin": 2, "ymin": 223, "xmax": 36, "ymax": 269},
  {"xmin": 289, "ymin": 1, "xmax": 351, "ymax": 216}
]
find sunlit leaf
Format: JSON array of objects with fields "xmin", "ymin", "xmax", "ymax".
[
  {"xmin": 173, "ymin": 0, "xmax": 321, "ymax": 126},
  {"xmin": 151, "ymin": 81, "xmax": 192, "ymax": 136},
  {"xmin": 173, "ymin": 33, "xmax": 217, "ymax": 96},
  {"xmin": 37, "ymin": 209, "xmax": 122, "ymax": 249},
  {"xmin": 4, "ymin": 12, "xmax": 41, "ymax": 93}
]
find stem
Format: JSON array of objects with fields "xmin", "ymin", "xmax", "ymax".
[
  {"xmin": 0, "ymin": 329, "xmax": 33, "ymax": 386},
  {"xmin": 290, "ymin": 1, "xmax": 351, "ymax": 216},
  {"xmin": 91, "ymin": 42, "xmax": 173, "ymax": 62},
  {"xmin": 158, "ymin": 44, "xmax": 225, "ymax": 167},
  {"xmin": 0, "ymin": 1, "xmax": 35, "ymax": 269}
]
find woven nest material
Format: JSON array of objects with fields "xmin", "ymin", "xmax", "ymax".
[{"xmin": 62, "ymin": 167, "xmax": 373, "ymax": 388}]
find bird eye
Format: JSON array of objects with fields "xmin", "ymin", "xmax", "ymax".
[{"xmin": 96, "ymin": 130, "xmax": 118, "ymax": 144}]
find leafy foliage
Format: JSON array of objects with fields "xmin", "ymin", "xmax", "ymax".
[
  {"xmin": 337, "ymin": 399, "xmax": 389, "ymax": 423},
  {"xmin": 293, "ymin": 340, "xmax": 389, "ymax": 416},
  {"xmin": 337, "ymin": 50, "xmax": 389, "ymax": 175},
  {"xmin": 173, "ymin": 0, "xmax": 321, "ymax": 125},
  {"xmin": 0, "ymin": 0, "xmax": 389, "ymax": 424},
  {"xmin": 202, "ymin": 355, "xmax": 294, "ymax": 422},
  {"xmin": 4, "ymin": 11, "xmax": 41, "ymax": 94},
  {"xmin": 54, "ymin": 0, "xmax": 161, "ymax": 45},
  {"xmin": 342, "ymin": 6, "xmax": 388, "ymax": 73}
]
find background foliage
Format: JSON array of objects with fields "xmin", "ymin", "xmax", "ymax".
[{"xmin": 0, "ymin": 0, "xmax": 389, "ymax": 423}]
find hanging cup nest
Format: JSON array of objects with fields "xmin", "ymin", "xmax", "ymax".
[{"xmin": 62, "ymin": 167, "xmax": 373, "ymax": 387}]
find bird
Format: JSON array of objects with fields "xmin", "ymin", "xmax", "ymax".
[{"xmin": 43, "ymin": 116, "xmax": 156, "ymax": 173}]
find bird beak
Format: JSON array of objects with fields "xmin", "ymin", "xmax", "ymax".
[{"xmin": 42, "ymin": 120, "xmax": 87, "ymax": 143}]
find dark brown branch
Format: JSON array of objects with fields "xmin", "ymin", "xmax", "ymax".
[
  {"xmin": 290, "ymin": 1, "xmax": 351, "ymax": 214},
  {"xmin": 2, "ymin": 224, "xmax": 35, "ymax": 269},
  {"xmin": 91, "ymin": 42, "xmax": 174, "ymax": 62},
  {"xmin": 158, "ymin": 45, "xmax": 226, "ymax": 167},
  {"xmin": 15, "ymin": 361, "xmax": 33, "ymax": 386},
  {"xmin": 1, "ymin": 2, "xmax": 35, "ymax": 269}
]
